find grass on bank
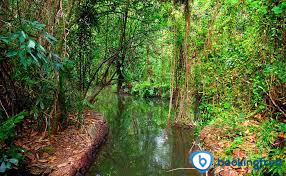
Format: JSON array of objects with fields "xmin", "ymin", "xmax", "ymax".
[{"xmin": 195, "ymin": 105, "xmax": 286, "ymax": 176}]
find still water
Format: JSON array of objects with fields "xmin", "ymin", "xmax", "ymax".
[{"xmin": 86, "ymin": 91, "xmax": 200, "ymax": 176}]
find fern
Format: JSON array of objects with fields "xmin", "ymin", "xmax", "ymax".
[{"xmin": 0, "ymin": 112, "xmax": 27, "ymax": 142}]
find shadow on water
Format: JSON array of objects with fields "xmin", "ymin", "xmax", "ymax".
[{"xmin": 86, "ymin": 90, "xmax": 200, "ymax": 176}]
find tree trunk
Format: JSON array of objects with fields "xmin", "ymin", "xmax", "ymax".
[{"xmin": 117, "ymin": 1, "xmax": 129, "ymax": 92}]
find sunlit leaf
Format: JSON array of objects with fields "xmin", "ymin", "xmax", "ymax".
[
  {"xmin": 28, "ymin": 40, "xmax": 36, "ymax": 49},
  {"xmin": 37, "ymin": 44, "xmax": 46, "ymax": 52},
  {"xmin": 8, "ymin": 159, "xmax": 18, "ymax": 165},
  {"xmin": 29, "ymin": 52, "xmax": 38, "ymax": 62},
  {"xmin": 19, "ymin": 31, "xmax": 27, "ymax": 43}
]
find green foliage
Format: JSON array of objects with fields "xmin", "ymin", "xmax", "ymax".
[
  {"xmin": 0, "ymin": 19, "xmax": 77, "ymax": 173},
  {"xmin": 0, "ymin": 112, "xmax": 26, "ymax": 142},
  {"xmin": 225, "ymin": 137, "xmax": 243, "ymax": 155},
  {"xmin": 0, "ymin": 21, "xmax": 59, "ymax": 119},
  {"xmin": 130, "ymin": 81, "xmax": 170, "ymax": 98},
  {"xmin": 248, "ymin": 149, "xmax": 286, "ymax": 176},
  {"xmin": 0, "ymin": 112, "xmax": 26, "ymax": 173},
  {"xmin": 0, "ymin": 146, "xmax": 25, "ymax": 173},
  {"xmin": 0, "ymin": 0, "xmax": 285, "ymax": 175}
]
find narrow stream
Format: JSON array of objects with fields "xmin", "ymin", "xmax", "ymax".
[{"xmin": 86, "ymin": 90, "xmax": 200, "ymax": 176}]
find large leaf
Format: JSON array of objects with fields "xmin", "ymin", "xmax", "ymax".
[
  {"xmin": 0, "ymin": 112, "xmax": 27, "ymax": 142},
  {"xmin": 37, "ymin": 44, "xmax": 46, "ymax": 52},
  {"xmin": 19, "ymin": 31, "xmax": 27, "ymax": 43},
  {"xmin": 0, "ymin": 162, "xmax": 6, "ymax": 173},
  {"xmin": 6, "ymin": 50, "xmax": 18, "ymax": 58},
  {"xmin": 10, "ymin": 33, "xmax": 19, "ymax": 41},
  {"xmin": 0, "ymin": 36, "xmax": 9, "ymax": 44},
  {"xmin": 44, "ymin": 33, "xmax": 57, "ymax": 44},
  {"xmin": 8, "ymin": 159, "xmax": 18, "ymax": 165},
  {"xmin": 28, "ymin": 21, "xmax": 46, "ymax": 30}
]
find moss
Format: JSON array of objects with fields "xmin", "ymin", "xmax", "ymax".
[{"xmin": 39, "ymin": 146, "xmax": 56, "ymax": 155}]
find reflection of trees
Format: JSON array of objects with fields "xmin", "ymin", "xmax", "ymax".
[
  {"xmin": 171, "ymin": 128, "xmax": 188, "ymax": 167},
  {"xmin": 88, "ymin": 91, "xmax": 199, "ymax": 176},
  {"xmin": 170, "ymin": 128, "xmax": 199, "ymax": 175}
]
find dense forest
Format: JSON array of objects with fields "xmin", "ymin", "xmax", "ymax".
[{"xmin": 0, "ymin": 0, "xmax": 285, "ymax": 175}]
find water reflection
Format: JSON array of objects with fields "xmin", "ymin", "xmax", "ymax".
[{"xmin": 86, "ymin": 90, "xmax": 200, "ymax": 176}]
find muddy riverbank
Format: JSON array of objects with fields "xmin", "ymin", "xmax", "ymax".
[{"xmin": 14, "ymin": 110, "xmax": 108, "ymax": 176}]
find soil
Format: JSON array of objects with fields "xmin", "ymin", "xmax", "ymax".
[
  {"xmin": 14, "ymin": 110, "xmax": 108, "ymax": 176},
  {"xmin": 200, "ymin": 119, "xmax": 262, "ymax": 176}
]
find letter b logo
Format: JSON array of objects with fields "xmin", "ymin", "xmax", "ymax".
[
  {"xmin": 189, "ymin": 151, "xmax": 214, "ymax": 174},
  {"xmin": 199, "ymin": 155, "xmax": 207, "ymax": 167}
]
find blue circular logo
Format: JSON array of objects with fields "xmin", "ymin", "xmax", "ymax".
[{"xmin": 189, "ymin": 150, "xmax": 214, "ymax": 174}]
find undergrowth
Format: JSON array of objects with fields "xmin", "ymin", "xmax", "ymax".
[{"xmin": 195, "ymin": 104, "xmax": 286, "ymax": 176}]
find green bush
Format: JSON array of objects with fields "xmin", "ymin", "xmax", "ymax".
[{"xmin": 0, "ymin": 112, "xmax": 27, "ymax": 173}]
